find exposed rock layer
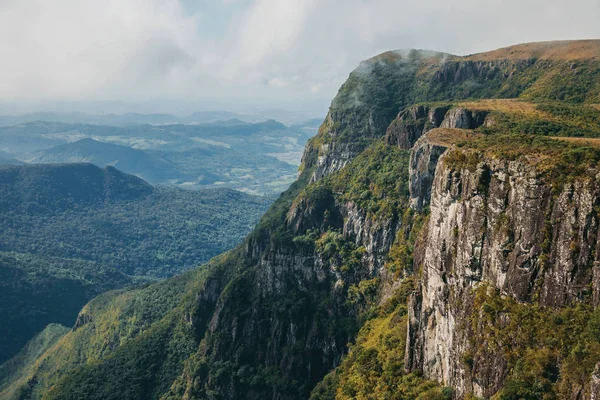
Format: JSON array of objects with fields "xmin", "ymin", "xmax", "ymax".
[{"xmin": 406, "ymin": 149, "xmax": 600, "ymax": 397}]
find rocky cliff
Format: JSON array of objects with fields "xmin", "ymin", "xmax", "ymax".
[
  {"xmin": 405, "ymin": 133, "xmax": 600, "ymax": 398},
  {"xmin": 301, "ymin": 40, "xmax": 600, "ymax": 183}
]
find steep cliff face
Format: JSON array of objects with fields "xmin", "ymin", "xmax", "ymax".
[
  {"xmin": 387, "ymin": 105, "xmax": 488, "ymax": 212},
  {"xmin": 406, "ymin": 128, "xmax": 471, "ymax": 212},
  {"xmin": 406, "ymin": 135, "xmax": 600, "ymax": 398},
  {"xmin": 385, "ymin": 106, "xmax": 447, "ymax": 150},
  {"xmin": 160, "ymin": 143, "xmax": 412, "ymax": 400},
  {"xmin": 385, "ymin": 106, "xmax": 487, "ymax": 151},
  {"xmin": 407, "ymin": 136, "xmax": 447, "ymax": 212}
]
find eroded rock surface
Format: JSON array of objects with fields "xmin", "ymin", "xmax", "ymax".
[{"xmin": 406, "ymin": 153, "xmax": 600, "ymax": 397}]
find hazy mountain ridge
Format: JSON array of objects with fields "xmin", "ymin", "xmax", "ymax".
[
  {"xmin": 0, "ymin": 151, "xmax": 22, "ymax": 165},
  {"xmin": 0, "ymin": 109, "xmax": 319, "ymax": 127},
  {"xmin": 0, "ymin": 163, "xmax": 271, "ymax": 277},
  {"xmin": 30, "ymin": 139, "xmax": 184, "ymax": 183},
  {"xmin": 0, "ymin": 163, "xmax": 153, "ymax": 212},
  {"xmin": 0, "ymin": 118, "xmax": 316, "ymax": 195}
]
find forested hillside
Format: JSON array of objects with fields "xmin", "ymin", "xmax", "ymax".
[
  {"xmin": 0, "ymin": 163, "xmax": 270, "ymax": 278},
  {"xmin": 0, "ymin": 253, "xmax": 133, "ymax": 365},
  {"xmin": 0, "ymin": 163, "xmax": 270, "ymax": 364}
]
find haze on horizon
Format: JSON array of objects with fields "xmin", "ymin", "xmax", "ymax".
[{"xmin": 2, "ymin": 0, "xmax": 600, "ymax": 116}]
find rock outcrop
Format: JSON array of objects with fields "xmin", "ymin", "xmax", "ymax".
[
  {"xmin": 386, "ymin": 106, "xmax": 487, "ymax": 151},
  {"xmin": 385, "ymin": 106, "xmax": 447, "ymax": 150},
  {"xmin": 310, "ymin": 141, "xmax": 360, "ymax": 182},
  {"xmin": 408, "ymin": 136, "xmax": 448, "ymax": 212},
  {"xmin": 440, "ymin": 108, "xmax": 488, "ymax": 130}
]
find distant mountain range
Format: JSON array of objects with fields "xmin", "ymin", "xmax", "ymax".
[
  {"xmin": 29, "ymin": 139, "xmax": 185, "ymax": 184},
  {"xmin": 0, "ymin": 110, "xmax": 321, "ymax": 127},
  {"xmin": 0, "ymin": 118, "xmax": 317, "ymax": 195},
  {"xmin": 0, "ymin": 163, "xmax": 153, "ymax": 212},
  {"xmin": 0, "ymin": 151, "xmax": 22, "ymax": 165}
]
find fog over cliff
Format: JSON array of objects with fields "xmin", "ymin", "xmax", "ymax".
[{"xmin": 2, "ymin": 0, "xmax": 600, "ymax": 115}]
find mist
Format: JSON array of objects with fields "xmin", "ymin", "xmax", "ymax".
[{"xmin": 2, "ymin": 0, "xmax": 600, "ymax": 115}]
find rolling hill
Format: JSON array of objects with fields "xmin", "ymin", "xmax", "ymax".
[
  {"xmin": 0, "ymin": 118, "xmax": 314, "ymax": 195},
  {"xmin": 29, "ymin": 138, "xmax": 185, "ymax": 183}
]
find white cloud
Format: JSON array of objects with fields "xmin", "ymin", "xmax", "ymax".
[
  {"xmin": 1, "ymin": 0, "xmax": 600, "ymax": 112},
  {"xmin": 0, "ymin": 0, "xmax": 200, "ymax": 99},
  {"xmin": 266, "ymin": 77, "xmax": 288, "ymax": 88}
]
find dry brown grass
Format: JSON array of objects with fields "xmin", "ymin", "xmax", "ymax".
[
  {"xmin": 365, "ymin": 51, "xmax": 402, "ymax": 64},
  {"xmin": 366, "ymin": 40, "xmax": 600, "ymax": 71},
  {"xmin": 455, "ymin": 99, "xmax": 566, "ymax": 125},
  {"xmin": 422, "ymin": 128, "xmax": 482, "ymax": 147},
  {"xmin": 364, "ymin": 40, "xmax": 600, "ymax": 71},
  {"xmin": 461, "ymin": 40, "xmax": 600, "ymax": 61},
  {"xmin": 456, "ymin": 99, "xmax": 544, "ymax": 117}
]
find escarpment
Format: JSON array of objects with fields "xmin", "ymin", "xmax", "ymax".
[
  {"xmin": 408, "ymin": 128, "xmax": 481, "ymax": 212},
  {"xmin": 384, "ymin": 105, "xmax": 447, "ymax": 150},
  {"xmin": 404, "ymin": 134, "xmax": 600, "ymax": 399},
  {"xmin": 385, "ymin": 105, "xmax": 489, "ymax": 211},
  {"xmin": 300, "ymin": 40, "xmax": 600, "ymax": 184}
]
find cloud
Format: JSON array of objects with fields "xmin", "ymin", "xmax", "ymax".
[
  {"xmin": 1, "ymin": 0, "xmax": 600, "ymax": 112},
  {"xmin": 266, "ymin": 77, "xmax": 288, "ymax": 88},
  {"xmin": 0, "ymin": 0, "xmax": 200, "ymax": 99}
]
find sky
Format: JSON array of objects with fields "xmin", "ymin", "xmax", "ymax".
[{"xmin": 1, "ymin": 0, "xmax": 600, "ymax": 116}]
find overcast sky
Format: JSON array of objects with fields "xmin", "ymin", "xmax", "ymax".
[{"xmin": 1, "ymin": 0, "xmax": 600, "ymax": 115}]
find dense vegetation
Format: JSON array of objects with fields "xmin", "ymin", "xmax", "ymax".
[
  {"xmin": 310, "ymin": 280, "xmax": 451, "ymax": 400},
  {"xmin": 471, "ymin": 285, "xmax": 600, "ymax": 399},
  {"xmin": 0, "ymin": 163, "xmax": 269, "ymax": 364},
  {"xmin": 0, "ymin": 252, "xmax": 235, "ymax": 399},
  {"xmin": 479, "ymin": 103, "xmax": 600, "ymax": 138},
  {"xmin": 309, "ymin": 199, "xmax": 434, "ymax": 400},
  {"xmin": 0, "ymin": 142, "xmax": 414, "ymax": 400},
  {"xmin": 0, "ymin": 252, "xmax": 133, "ymax": 364},
  {"xmin": 444, "ymin": 134, "xmax": 600, "ymax": 190},
  {"xmin": 162, "ymin": 145, "xmax": 416, "ymax": 400},
  {"xmin": 0, "ymin": 324, "xmax": 69, "ymax": 397},
  {"xmin": 0, "ymin": 164, "xmax": 270, "ymax": 278}
]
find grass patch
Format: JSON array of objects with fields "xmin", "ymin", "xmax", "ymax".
[{"xmin": 443, "ymin": 134, "xmax": 600, "ymax": 191}]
